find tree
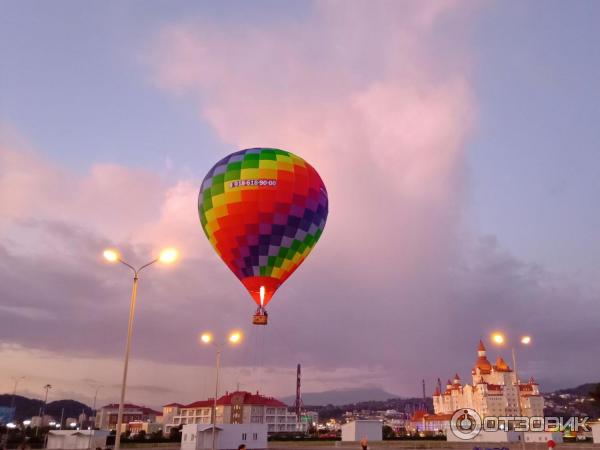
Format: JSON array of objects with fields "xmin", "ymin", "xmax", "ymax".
[
  {"xmin": 382, "ymin": 425, "xmax": 396, "ymax": 440},
  {"xmin": 150, "ymin": 429, "xmax": 164, "ymax": 441},
  {"xmin": 590, "ymin": 383, "xmax": 600, "ymax": 408},
  {"xmin": 169, "ymin": 425, "xmax": 182, "ymax": 442}
]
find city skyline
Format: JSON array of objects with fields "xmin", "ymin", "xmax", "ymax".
[{"xmin": 1, "ymin": 1, "xmax": 600, "ymax": 408}]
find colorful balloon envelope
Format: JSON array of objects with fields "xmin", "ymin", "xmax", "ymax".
[{"xmin": 198, "ymin": 148, "xmax": 328, "ymax": 324}]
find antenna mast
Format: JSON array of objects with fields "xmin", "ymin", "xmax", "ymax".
[{"xmin": 294, "ymin": 364, "xmax": 302, "ymax": 420}]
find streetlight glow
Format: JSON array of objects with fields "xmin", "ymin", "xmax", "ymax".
[
  {"xmin": 228, "ymin": 331, "xmax": 242, "ymax": 344},
  {"xmin": 200, "ymin": 333, "xmax": 213, "ymax": 344},
  {"xmin": 103, "ymin": 249, "xmax": 119, "ymax": 262},
  {"xmin": 23, "ymin": 420, "xmax": 31, "ymax": 426},
  {"xmin": 521, "ymin": 335, "xmax": 531, "ymax": 345},
  {"xmin": 102, "ymin": 245, "xmax": 177, "ymax": 450},
  {"xmin": 159, "ymin": 248, "xmax": 178, "ymax": 264},
  {"xmin": 491, "ymin": 333, "xmax": 505, "ymax": 345},
  {"xmin": 199, "ymin": 330, "xmax": 243, "ymax": 450}
]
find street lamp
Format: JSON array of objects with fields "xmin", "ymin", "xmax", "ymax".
[
  {"xmin": 199, "ymin": 330, "xmax": 243, "ymax": 450},
  {"xmin": 490, "ymin": 332, "xmax": 532, "ymax": 383},
  {"xmin": 10, "ymin": 376, "xmax": 25, "ymax": 416},
  {"xmin": 490, "ymin": 332, "xmax": 532, "ymax": 419},
  {"xmin": 36, "ymin": 384, "xmax": 52, "ymax": 436},
  {"xmin": 103, "ymin": 247, "xmax": 178, "ymax": 450},
  {"xmin": 88, "ymin": 385, "xmax": 102, "ymax": 450}
]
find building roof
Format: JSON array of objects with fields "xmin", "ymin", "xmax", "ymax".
[
  {"xmin": 174, "ymin": 391, "xmax": 287, "ymax": 410},
  {"xmin": 424, "ymin": 413, "xmax": 454, "ymax": 422},
  {"xmin": 195, "ymin": 425, "xmax": 223, "ymax": 432},
  {"xmin": 100, "ymin": 404, "xmax": 162, "ymax": 415},
  {"xmin": 410, "ymin": 410, "xmax": 428, "ymax": 421},
  {"xmin": 472, "ymin": 355, "xmax": 492, "ymax": 374},
  {"xmin": 183, "ymin": 400, "xmax": 214, "ymax": 408},
  {"xmin": 494, "ymin": 356, "xmax": 512, "ymax": 372},
  {"xmin": 163, "ymin": 403, "xmax": 184, "ymax": 408},
  {"xmin": 411, "ymin": 411, "xmax": 454, "ymax": 423},
  {"xmin": 216, "ymin": 391, "xmax": 287, "ymax": 407},
  {"xmin": 478, "ymin": 339, "xmax": 486, "ymax": 352}
]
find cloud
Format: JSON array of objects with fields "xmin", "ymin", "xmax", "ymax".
[
  {"xmin": 1, "ymin": 0, "xmax": 598, "ymax": 409},
  {"xmin": 144, "ymin": 0, "xmax": 599, "ymax": 392}
]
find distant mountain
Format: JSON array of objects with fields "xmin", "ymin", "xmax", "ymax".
[
  {"xmin": 0, "ymin": 394, "xmax": 92, "ymax": 422},
  {"xmin": 543, "ymin": 382, "xmax": 600, "ymax": 418},
  {"xmin": 282, "ymin": 387, "xmax": 398, "ymax": 406},
  {"xmin": 547, "ymin": 382, "xmax": 599, "ymax": 397}
]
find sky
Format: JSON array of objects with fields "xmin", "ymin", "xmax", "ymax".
[{"xmin": 1, "ymin": 0, "xmax": 599, "ymax": 409}]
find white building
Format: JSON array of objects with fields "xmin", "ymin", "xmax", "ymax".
[
  {"xmin": 433, "ymin": 340, "xmax": 545, "ymax": 418},
  {"xmin": 95, "ymin": 403, "xmax": 162, "ymax": 431},
  {"xmin": 524, "ymin": 431, "xmax": 563, "ymax": 443},
  {"xmin": 591, "ymin": 423, "xmax": 600, "ymax": 444},
  {"xmin": 341, "ymin": 420, "xmax": 382, "ymax": 442},
  {"xmin": 31, "ymin": 415, "xmax": 55, "ymax": 428},
  {"xmin": 46, "ymin": 430, "xmax": 109, "ymax": 449},
  {"xmin": 447, "ymin": 430, "xmax": 523, "ymax": 443},
  {"xmin": 164, "ymin": 391, "xmax": 306, "ymax": 434},
  {"xmin": 181, "ymin": 424, "xmax": 267, "ymax": 450}
]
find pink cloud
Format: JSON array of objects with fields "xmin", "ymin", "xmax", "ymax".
[
  {"xmin": 147, "ymin": 0, "xmax": 474, "ymax": 287},
  {"xmin": 0, "ymin": 126, "xmax": 205, "ymax": 259},
  {"xmin": 4, "ymin": 1, "xmax": 597, "ymax": 406}
]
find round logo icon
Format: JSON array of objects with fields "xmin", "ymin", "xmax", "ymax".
[{"xmin": 450, "ymin": 408, "xmax": 482, "ymax": 440}]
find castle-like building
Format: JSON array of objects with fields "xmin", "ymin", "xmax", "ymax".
[{"xmin": 432, "ymin": 340, "xmax": 544, "ymax": 418}]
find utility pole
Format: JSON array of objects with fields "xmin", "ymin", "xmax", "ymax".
[
  {"xmin": 36, "ymin": 384, "xmax": 52, "ymax": 436},
  {"xmin": 43, "ymin": 384, "xmax": 52, "ymax": 415},
  {"xmin": 10, "ymin": 376, "xmax": 25, "ymax": 418},
  {"xmin": 294, "ymin": 364, "xmax": 302, "ymax": 420}
]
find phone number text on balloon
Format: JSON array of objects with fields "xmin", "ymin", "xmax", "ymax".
[{"xmin": 230, "ymin": 179, "xmax": 277, "ymax": 188}]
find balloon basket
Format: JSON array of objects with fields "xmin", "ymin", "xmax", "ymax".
[{"xmin": 252, "ymin": 312, "xmax": 268, "ymax": 325}]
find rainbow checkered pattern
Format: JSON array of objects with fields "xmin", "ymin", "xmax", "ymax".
[{"xmin": 198, "ymin": 148, "xmax": 328, "ymax": 307}]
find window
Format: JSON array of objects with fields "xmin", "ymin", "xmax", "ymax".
[
  {"xmin": 191, "ymin": 434, "xmax": 195, "ymax": 441},
  {"xmin": 253, "ymin": 433, "xmax": 258, "ymax": 441},
  {"xmin": 242, "ymin": 433, "xmax": 247, "ymax": 441}
]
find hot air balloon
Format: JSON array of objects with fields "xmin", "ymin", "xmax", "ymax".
[{"xmin": 198, "ymin": 148, "xmax": 328, "ymax": 325}]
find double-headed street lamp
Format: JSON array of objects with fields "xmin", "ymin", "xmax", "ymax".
[
  {"xmin": 491, "ymin": 333, "xmax": 532, "ymax": 447},
  {"xmin": 103, "ymin": 247, "xmax": 178, "ymax": 450},
  {"xmin": 199, "ymin": 331, "xmax": 243, "ymax": 450},
  {"xmin": 490, "ymin": 333, "xmax": 532, "ymax": 382}
]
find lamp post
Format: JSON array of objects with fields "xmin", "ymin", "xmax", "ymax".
[
  {"xmin": 103, "ymin": 247, "xmax": 178, "ymax": 450},
  {"xmin": 490, "ymin": 332, "xmax": 532, "ymax": 448},
  {"xmin": 199, "ymin": 331, "xmax": 243, "ymax": 450},
  {"xmin": 10, "ymin": 376, "xmax": 25, "ymax": 416},
  {"xmin": 88, "ymin": 385, "xmax": 102, "ymax": 450},
  {"xmin": 36, "ymin": 384, "xmax": 52, "ymax": 436},
  {"xmin": 490, "ymin": 333, "xmax": 532, "ymax": 389}
]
